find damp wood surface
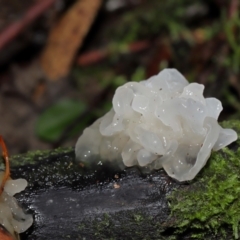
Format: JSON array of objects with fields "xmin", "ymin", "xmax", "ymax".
[{"xmin": 5, "ymin": 120, "xmax": 240, "ymax": 240}]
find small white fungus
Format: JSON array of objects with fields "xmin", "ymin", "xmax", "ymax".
[
  {"xmin": 75, "ymin": 68, "xmax": 238, "ymax": 181},
  {"xmin": 0, "ymin": 172, "xmax": 33, "ymax": 238}
]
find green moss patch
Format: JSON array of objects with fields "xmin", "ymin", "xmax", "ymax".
[
  {"xmin": 168, "ymin": 120, "xmax": 240, "ymax": 239},
  {"xmin": 9, "ymin": 147, "xmax": 73, "ymax": 167}
]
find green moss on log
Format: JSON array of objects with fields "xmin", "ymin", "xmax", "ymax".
[
  {"xmin": 0, "ymin": 147, "xmax": 74, "ymax": 172},
  {"xmin": 10, "ymin": 147, "xmax": 74, "ymax": 167},
  {"xmin": 168, "ymin": 120, "xmax": 240, "ymax": 239}
]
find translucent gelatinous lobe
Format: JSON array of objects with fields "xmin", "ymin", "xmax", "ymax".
[
  {"xmin": 75, "ymin": 68, "xmax": 238, "ymax": 181},
  {"xmin": 0, "ymin": 136, "xmax": 33, "ymax": 239}
]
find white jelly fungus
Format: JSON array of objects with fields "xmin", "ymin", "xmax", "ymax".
[
  {"xmin": 0, "ymin": 172, "xmax": 33, "ymax": 239},
  {"xmin": 75, "ymin": 68, "xmax": 237, "ymax": 181}
]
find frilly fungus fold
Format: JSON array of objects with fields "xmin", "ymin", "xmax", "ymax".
[
  {"xmin": 75, "ymin": 69, "xmax": 237, "ymax": 181},
  {"xmin": 0, "ymin": 175, "xmax": 33, "ymax": 239}
]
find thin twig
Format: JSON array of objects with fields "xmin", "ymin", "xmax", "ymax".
[
  {"xmin": 228, "ymin": 0, "xmax": 239, "ymax": 19},
  {"xmin": 0, "ymin": 0, "xmax": 56, "ymax": 51},
  {"xmin": 0, "ymin": 136, "xmax": 10, "ymax": 195},
  {"xmin": 76, "ymin": 40, "xmax": 151, "ymax": 66}
]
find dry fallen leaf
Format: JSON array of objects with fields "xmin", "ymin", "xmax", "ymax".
[{"xmin": 41, "ymin": 0, "xmax": 103, "ymax": 80}]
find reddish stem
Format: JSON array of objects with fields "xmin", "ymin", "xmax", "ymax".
[
  {"xmin": 76, "ymin": 40, "xmax": 151, "ymax": 66},
  {"xmin": 0, "ymin": 136, "xmax": 10, "ymax": 195},
  {"xmin": 228, "ymin": 0, "xmax": 239, "ymax": 19},
  {"xmin": 0, "ymin": 0, "xmax": 56, "ymax": 51}
]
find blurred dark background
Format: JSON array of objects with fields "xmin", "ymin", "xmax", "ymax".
[{"xmin": 0, "ymin": 0, "xmax": 239, "ymax": 154}]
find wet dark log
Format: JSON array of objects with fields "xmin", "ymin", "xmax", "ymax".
[
  {"xmin": 13, "ymin": 149, "xmax": 177, "ymax": 240},
  {"xmin": 6, "ymin": 120, "xmax": 240, "ymax": 240}
]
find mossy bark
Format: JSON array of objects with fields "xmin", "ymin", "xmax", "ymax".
[
  {"xmin": 8, "ymin": 120, "xmax": 240, "ymax": 240},
  {"xmin": 167, "ymin": 120, "xmax": 240, "ymax": 239}
]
